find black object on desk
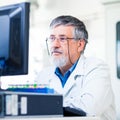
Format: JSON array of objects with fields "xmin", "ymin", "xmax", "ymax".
[
  {"xmin": 0, "ymin": 91, "xmax": 63, "ymax": 117},
  {"xmin": 63, "ymin": 107, "xmax": 86, "ymax": 116}
]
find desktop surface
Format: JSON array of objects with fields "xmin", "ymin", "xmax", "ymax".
[{"xmin": 1, "ymin": 116, "xmax": 100, "ymax": 120}]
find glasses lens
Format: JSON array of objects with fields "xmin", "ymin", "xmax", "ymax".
[{"xmin": 47, "ymin": 36, "xmax": 69, "ymax": 44}]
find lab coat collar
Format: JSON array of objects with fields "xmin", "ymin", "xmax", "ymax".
[{"xmin": 73, "ymin": 54, "xmax": 85, "ymax": 76}]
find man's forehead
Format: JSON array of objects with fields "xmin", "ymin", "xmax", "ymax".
[{"xmin": 49, "ymin": 25, "xmax": 74, "ymax": 36}]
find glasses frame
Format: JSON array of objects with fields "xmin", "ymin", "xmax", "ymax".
[{"xmin": 46, "ymin": 36, "xmax": 77, "ymax": 44}]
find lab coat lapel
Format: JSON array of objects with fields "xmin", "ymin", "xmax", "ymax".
[
  {"xmin": 63, "ymin": 55, "xmax": 85, "ymax": 95},
  {"xmin": 49, "ymin": 73, "xmax": 63, "ymax": 94},
  {"xmin": 63, "ymin": 74, "xmax": 76, "ymax": 95}
]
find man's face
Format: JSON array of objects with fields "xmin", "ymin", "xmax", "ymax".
[{"xmin": 48, "ymin": 25, "xmax": 84, "ymax": 68}]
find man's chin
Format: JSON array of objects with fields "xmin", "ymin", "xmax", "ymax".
[
  {"xmin": 52, "ymin": 58, "xmax": 67, "ymax": 67},
  {"xmin": 52, "ymin": 56, "xmax": 61, "ymax": 61}
]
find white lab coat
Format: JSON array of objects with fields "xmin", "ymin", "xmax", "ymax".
[{"xmin": 36, "ymin": 55, "xmax": 116, "ymax": 120}]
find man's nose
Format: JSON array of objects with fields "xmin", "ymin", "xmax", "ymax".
[{"xmin": 52, "ymin": 38, "xmax": 61, "ymax": 47}]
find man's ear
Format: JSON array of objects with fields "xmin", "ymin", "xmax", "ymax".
[{"xmin": 77, "ymin": 39, "xmax": 85, "ymax": 52}]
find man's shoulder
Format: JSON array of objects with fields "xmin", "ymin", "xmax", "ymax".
[
  {"xmin": 85, "ymin": 56, "xmax": 106, "ymax": 66},
  {"xmin": 79, "ymin": 55, "xmax": 109, "ymax": 74}
]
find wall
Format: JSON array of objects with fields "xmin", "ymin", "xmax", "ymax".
[{"xmin": 103, "ymin": 1, "xmax": 120, "ymax": 119}]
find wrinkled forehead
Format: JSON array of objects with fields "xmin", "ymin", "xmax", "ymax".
[{"xmin": 49, "ymin": 25, "xmax": 75, "ymax": 37}]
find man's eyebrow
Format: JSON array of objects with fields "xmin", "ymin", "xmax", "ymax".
[
  {"xmin": 59, "ymin": 35, "xmax": 66, "ymax": 37},
  {"xmin": 49, "ymin": 34, "xmax": 66, "ymax": 37},
  {"xmin": 50, "ymin": 34, "xmax": 55, "ymax": 36}
]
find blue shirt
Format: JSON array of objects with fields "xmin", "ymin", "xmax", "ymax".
[{"xmin": 55, "ymin": 60, "xmax": 78, "ymax": 87}]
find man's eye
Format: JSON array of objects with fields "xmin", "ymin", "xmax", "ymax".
[
  {"xmin": 50, "ymin": 37, "xmax": 55, "ymax": 41},
  {"xmin": 60, "ymin": 38, "xmax": 66, "ymax": 41}
]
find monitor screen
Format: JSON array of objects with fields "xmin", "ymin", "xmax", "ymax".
[{"xmin": 0, "ymin": 2, "xmax": 30, "ymax": 76}]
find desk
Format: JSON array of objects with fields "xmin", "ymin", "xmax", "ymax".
[{"xmin": 0, "ymin": 117, "xmax": 100, "ymax": 120}]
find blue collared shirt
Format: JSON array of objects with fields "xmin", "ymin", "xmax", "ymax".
[{"xmin": 55, "ymin": 60, "xmax": 78, "ymax": 87}]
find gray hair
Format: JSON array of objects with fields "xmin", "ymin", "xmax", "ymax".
[{"xmin": 49, "ymin": 15, "xmax": 88, "ymax": 43}]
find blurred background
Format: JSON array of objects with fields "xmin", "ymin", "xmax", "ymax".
[{"xmin": 0, "ymin": 0, "xmax": 120, "ymax": 119}]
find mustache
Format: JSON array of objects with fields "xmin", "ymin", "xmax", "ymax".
[{"xmin": 51, "ymin": 48, "xmax": 63, "ymax": 54}]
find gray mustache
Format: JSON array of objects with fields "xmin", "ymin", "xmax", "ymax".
[{"xmin": 51, "ymin": 49, "xmax": 62, "ymax": 54}]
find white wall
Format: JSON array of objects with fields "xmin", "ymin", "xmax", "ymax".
[{"xmin": 103, "ymin": 1, "xmax": 120, "ymax": 119}]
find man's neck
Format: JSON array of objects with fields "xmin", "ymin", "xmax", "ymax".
[{"xmin": 59, "ymin": 63, "xmax": 72, "ymax": 75}]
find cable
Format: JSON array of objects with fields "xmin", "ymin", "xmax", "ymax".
[
  {"xmin": 46, "ymin": 38, "xmax": 50, "ymax": 55},
  {"xmin": 66, "ymin": 40, "xmax": 74, "ymax": 65}
]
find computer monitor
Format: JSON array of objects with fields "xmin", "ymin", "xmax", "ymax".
[{"xmin": 0, "ymin": 2, "xmax": 30, "ymax": 76}]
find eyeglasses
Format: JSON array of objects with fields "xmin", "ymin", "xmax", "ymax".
[{"xmin": 46, "ymin": 36, "xmax": 76, "ymax": 44}]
